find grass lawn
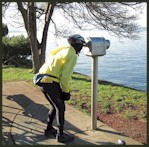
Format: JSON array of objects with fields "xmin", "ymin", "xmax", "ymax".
[
  {"xmin": 69, "ymin": 73, "xmax": 147, "ymax": 121},
  {"xmin": 2, "ymin": 66, "xmax": 147, "ymax": 121},
  {"xmin": 2, "ymin": 66, "xmax": 35, "ymax": 86}
]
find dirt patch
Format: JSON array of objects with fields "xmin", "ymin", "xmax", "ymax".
[
  {"xmin": 69, "ymin": 96, "xmax": 147, "ymax": 144},
  {"xmin": 96, "ymin": 108, "xmax": 147, "ymax": 144}
]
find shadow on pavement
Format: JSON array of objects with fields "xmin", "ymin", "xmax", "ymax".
[
  {"xmin": 3, "ymin": 94, "xmax": 116, "ymax": 145},
  {"xmin": 96, "ymin": 128, "xmax": 127, "ymax": 137}
]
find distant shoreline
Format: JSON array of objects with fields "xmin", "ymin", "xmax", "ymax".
[{"xmin": 74, "ymin": 72, "xmax": 146, "ymax": 92}]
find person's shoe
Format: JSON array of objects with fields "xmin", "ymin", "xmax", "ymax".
[
  {"xmin": 44, "ymin": 127, "xmax": 57, "ymax": 137},
  {"xmin": 56, "ymin": 133, "xmax": 74, "ymax": 143}
]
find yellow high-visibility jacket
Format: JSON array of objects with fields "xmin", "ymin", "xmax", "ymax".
[{"xmin": 39, "ymin": 45, "xmax": 78, "ymax": 93}]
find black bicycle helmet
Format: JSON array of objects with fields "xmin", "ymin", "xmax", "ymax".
[
  {"xmin": 67, "ymin": 34, "xmax": 85, "ymax": 45},
  {"xmin": 67, "ymin": 34, "xmax": 85, "ymax": 54}
]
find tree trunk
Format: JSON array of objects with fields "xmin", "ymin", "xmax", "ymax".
[
  {"xmin": 17, "ymin": 2, "xmax": 56, "ymax": 73},
  {"xmin": 28, "ymin": 2, "xmax": 40, "ymax": 73},
  {"xmin": 17, "ymin": 2, "xmax": 40, "ymax": 73},
  {"xmin": 40, "ymin": 2, "xmax": 56, "ymax": 66}
]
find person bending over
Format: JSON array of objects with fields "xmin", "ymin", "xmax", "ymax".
[{"xmin": 33, "ymin": 34, "xmax": 85, "ymax": 143}]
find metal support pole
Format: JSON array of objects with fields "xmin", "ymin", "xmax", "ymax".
[{"xmin": 91, "ymin": 56, "xmax": 98, "ymax": 130}]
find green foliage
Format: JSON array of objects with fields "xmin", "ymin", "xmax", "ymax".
[
  {"xmin": 69, "ymin": 72, "xmax": 147, "ymax": 120},
  {"xmin": 101, "ymin": 103, "xmax": 111, "ymax": 114},
  {"xmin": 114, "ymin": 105, "xmax": 124, "ymax": 113},
  {"xmin": 2, "ymin": 35, "xmax": 31, "ymax": 67},
  {"xmin": 123, "ymin": 109, "xmax": 138, "ymax": 120},
  {"xmin": 2, "ymin": 35, "xmax": 31, "ymax": 56}
]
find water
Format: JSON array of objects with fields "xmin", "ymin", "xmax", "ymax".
[
  {"xmin": 9, "ymin": 27, "xmax": 147, "ymax": 91},
  {"xmin": 73, "ymin": 28, "xmax": 147, "ymax": 91}
]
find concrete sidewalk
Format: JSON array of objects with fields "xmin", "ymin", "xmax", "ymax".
[{"xmin": 2, "ymin": 81, "xmax": 143, "ymax": 145}]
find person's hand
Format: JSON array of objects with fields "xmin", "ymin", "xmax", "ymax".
[{"xmin": 62, "ymin": 92, "xmax": 70, "ymax": 101}]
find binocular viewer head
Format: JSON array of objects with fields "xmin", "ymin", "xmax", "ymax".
[{"xmin": 84, "ymin": 37, "xmax": 110, "ymax": 56}]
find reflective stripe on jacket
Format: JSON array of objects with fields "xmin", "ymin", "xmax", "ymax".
[{"xmin": 39, "ymin": 45, "xmax": 78, "ymax": 93}]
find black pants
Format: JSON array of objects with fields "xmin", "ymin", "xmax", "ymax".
[{"xmin": 39, "ymin": 82, "xmax": 65, "ymax": 135}]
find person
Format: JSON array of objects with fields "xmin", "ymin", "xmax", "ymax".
[{"xmin": 34, "ymin": 34, "xmax": 86, "ymax": 143}]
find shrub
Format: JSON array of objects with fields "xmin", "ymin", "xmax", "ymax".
[
  {"xmin": 2, "ymin": 35, "xmax": 31, "ymax": 67},
  {"xmin": 123, "ymin": 109, "xmax": 138, "ymax": 120}
]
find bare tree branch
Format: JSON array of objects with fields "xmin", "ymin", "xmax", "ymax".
[
  {"xmin": 2, "ymin": 2, "xmax": 145, "ymax": 73},
  {"xmin": 2, "ymin": 2, "xmax": 11, "ymax": 17},
  {"xmin": 55, "ymin": 2, "xmax": 143, "ymax": 39}
]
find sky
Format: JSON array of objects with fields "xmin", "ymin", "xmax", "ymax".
[
  {"xmin": 2, "ymin": 2, "xmax": 147, "ymax": 48},
  {"xmin": 137, "ymin": 3, "xmax": 147, "ymax": 27}
]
